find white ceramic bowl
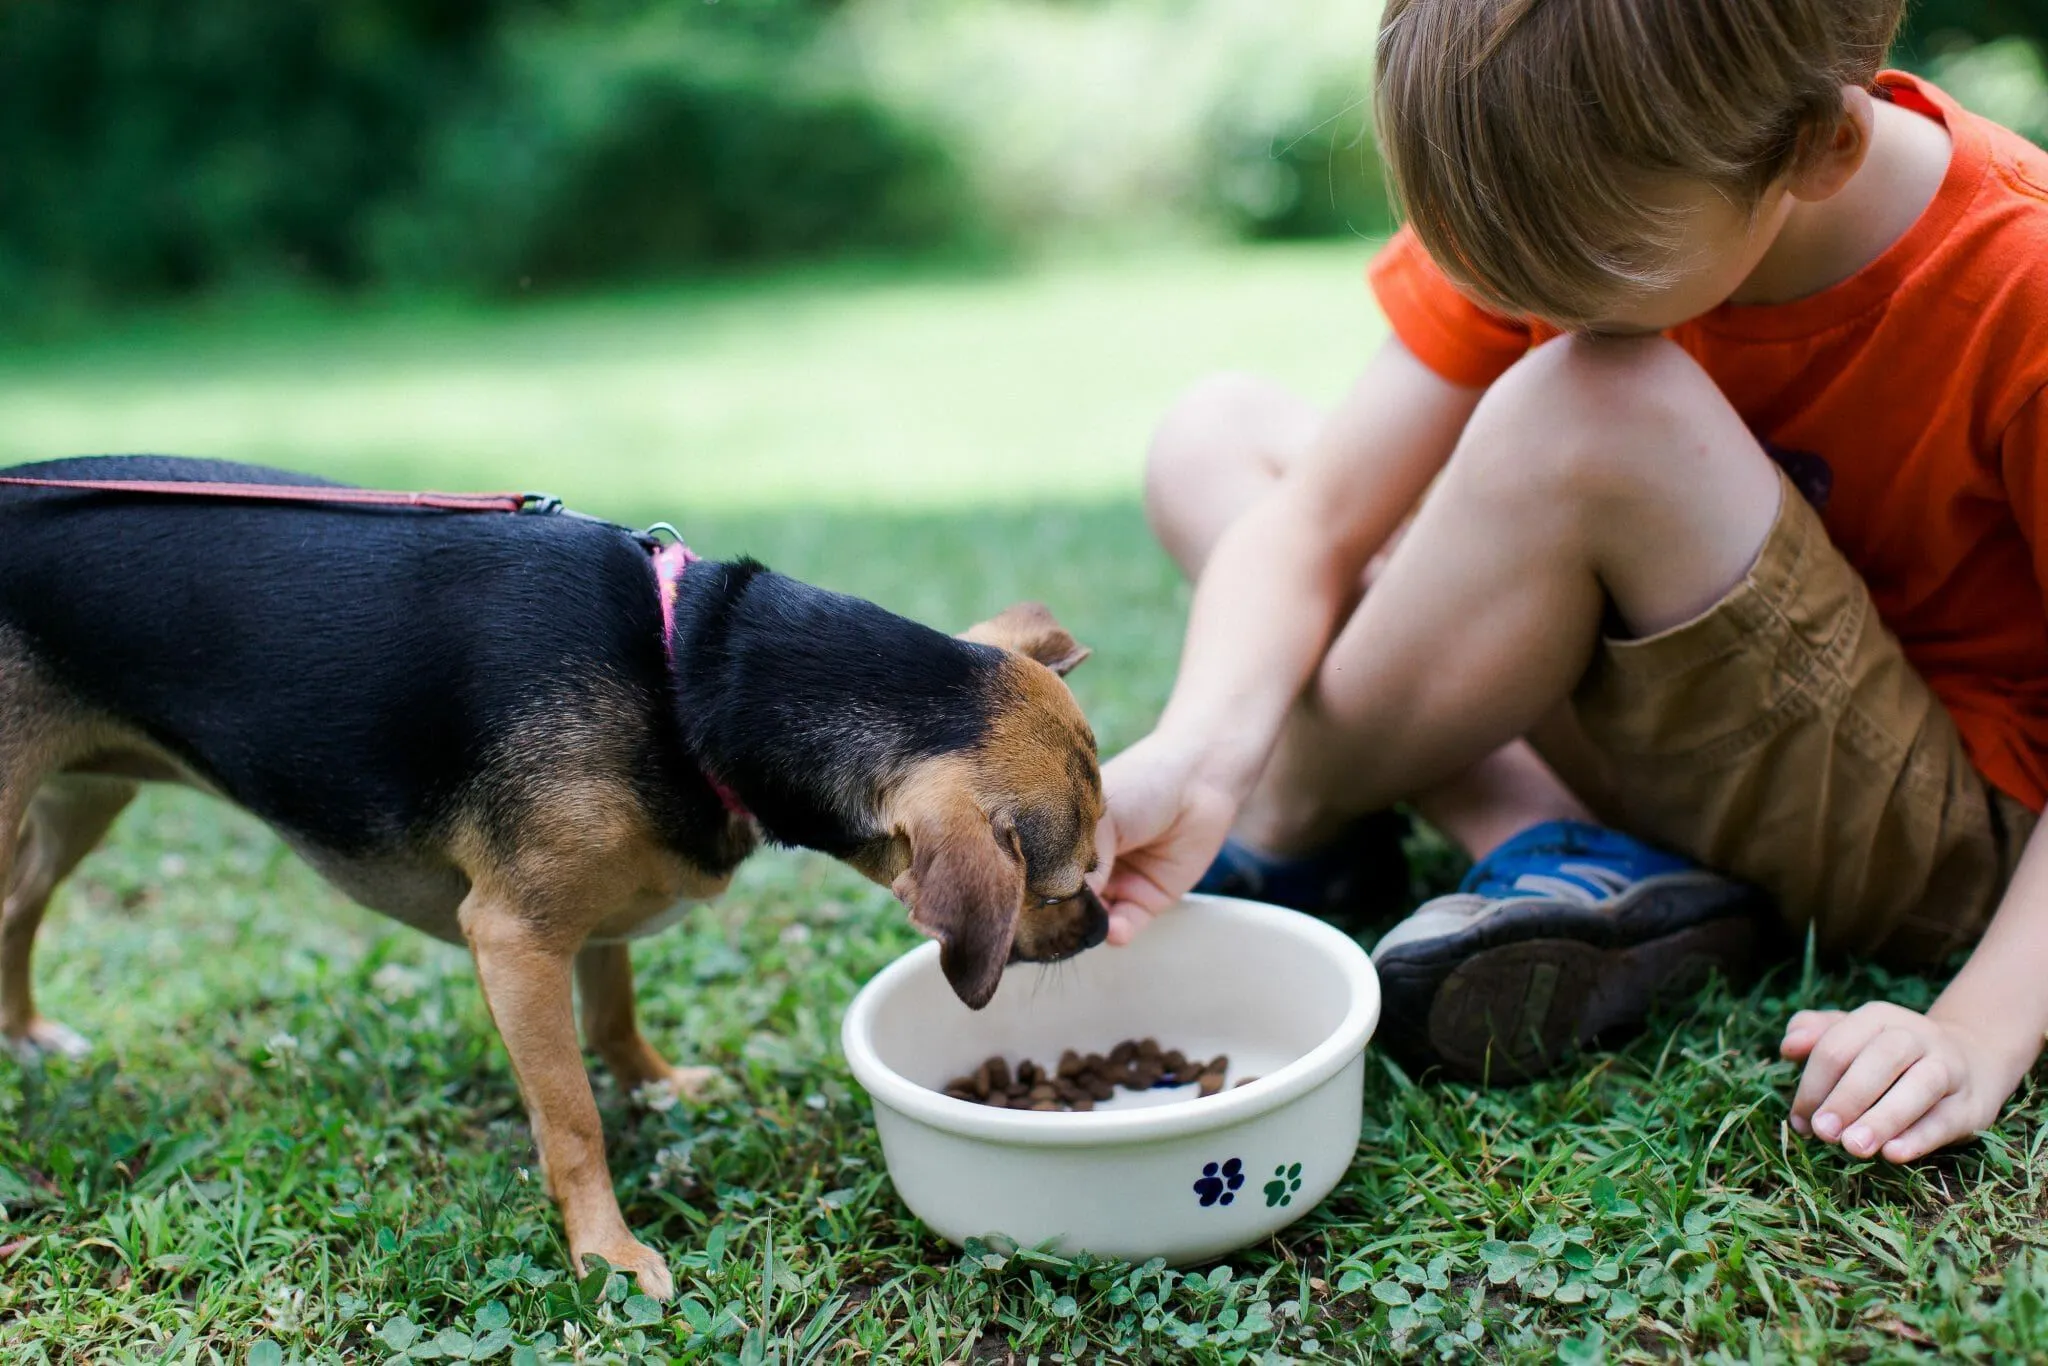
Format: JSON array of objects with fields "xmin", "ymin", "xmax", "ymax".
[{"xmin": 841, "ymin": 894, "xmax": 1381, "ymax": 1265}]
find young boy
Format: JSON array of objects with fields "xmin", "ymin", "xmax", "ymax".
[{"xmin": 1094, "ymin": 0, "xmax": 2048, "ymax": 1165}]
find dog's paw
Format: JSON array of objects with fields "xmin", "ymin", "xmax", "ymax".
[
  {"xmin": 670, "ymin": 1065, "xmax": 722, "ymax": 1102},
  {"xmin": 2, "ymin": 1017, "xmax": 92, "ymax": 1064},
  {"xmin": 631, "ymin": 1066, "xmax": 724, "ymax": 1111},
  {"xmin": 577, "ymin": 1238, "xmax": 675, "ymax": 1301}
]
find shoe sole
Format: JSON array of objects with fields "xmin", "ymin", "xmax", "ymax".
[{"xmin": 1374, "ymin": 875, "xmax": 1768, "ymax": 1082}]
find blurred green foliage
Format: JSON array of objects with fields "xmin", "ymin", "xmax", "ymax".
[
  {"xmin": 0, "ymin": 0, "xmax": 515, "ymax": 309},
  {"xmin": 377, "ymin": 1, "xmax": 970, "ymax": 292},
  {"xmin": 0, "ymin": 0, "xmax": 1387, "ymax": 321},
  {"xmin": 0, "ymin": 0, "xmax": 2043, "ymax": 325},
  {"xmin": 1901, "ymin": 0, "xmax": 2048, "ymax": 55},
  {"xmin": 1904, "ymin": 1, "xmax": 2048, "ymax": 145},
  {"xmin": 0, "ymin": 0, "xmax": 967, "ymax": 316}
]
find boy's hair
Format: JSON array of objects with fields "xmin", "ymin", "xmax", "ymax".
[{"xmin": 1374, "ymin": 0, "xmax": 1905, "ymax": 326}]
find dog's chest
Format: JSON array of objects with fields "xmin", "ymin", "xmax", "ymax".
[
  {"xmin": 288, "ymin": 837, "xmax": 731, "ymax": 946},
  {"xmin": 582, "ymin": 853, "xmax": 734, "ymax": 944},
  {"xmin": 285, "ymin": 842, "xmax": 475, "ymax": 944}
]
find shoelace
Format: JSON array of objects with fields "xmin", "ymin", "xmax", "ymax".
[{"xmin": 1481, "ymin": 861, "xmax": 1634, "ymax": 904}]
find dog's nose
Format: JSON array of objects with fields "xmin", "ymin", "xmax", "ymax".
[{"xmin": 1079, "ymin": 887, "xmax": 1109, "ymax": 950}]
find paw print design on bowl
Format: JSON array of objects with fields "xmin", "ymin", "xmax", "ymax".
[
  {"xmin": 1264, "ymin": 1162, "xmax": 1304, "ymax": 1208},
  {"xmin": 1193, "ymin": 1157, "xmax": 1245, "ymax": 1207}
]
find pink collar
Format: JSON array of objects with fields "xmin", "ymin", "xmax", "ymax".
[
  {"xmin": 652, "ymin": 541, "xmax": 699, "ymax": 650},
  {"xmin": 654, "ymin": 543, "xmax": 751, "ymax": 821}
]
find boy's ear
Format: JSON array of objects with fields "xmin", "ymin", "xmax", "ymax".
[
  {"xmin": 960, "ymin": 601, "xmax": 1092, "ymax": 676},
  {"xmin": 1787, "ymin": 84, "xmax": 1874, "ymax": 203},
  {"xmin": 891, "ymin": 800, "xmax": 1024, "ymax": 1009}
]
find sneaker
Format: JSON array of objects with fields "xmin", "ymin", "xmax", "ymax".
[
  {"xmin": 1371, "ymin": 820, "xmax": 1767, "ymax": 1081},
  {"xmin": 1192, "ymin": 810, "xmax": 1412, "ymax": 930}
]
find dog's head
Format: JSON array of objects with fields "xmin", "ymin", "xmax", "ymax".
[{"xmin": 861, "ymin": 602, "xmax": 1106, "ymax": 1009}]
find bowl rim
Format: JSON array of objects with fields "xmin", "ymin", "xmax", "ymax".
[{"xmin": 840, "ymin": 893, "xmax": 1381, "ymax": 1148}]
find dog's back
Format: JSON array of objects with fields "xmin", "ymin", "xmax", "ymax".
[{"xmin": 0, "ymin": 455, "xmax": 690, "ymax": 862}]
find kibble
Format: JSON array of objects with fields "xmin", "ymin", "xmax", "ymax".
[{"xmin": 940, "ymin": 1038, "xmax": 1243, "ymax": 1111}]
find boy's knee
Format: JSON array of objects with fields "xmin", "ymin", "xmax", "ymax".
[
  {"xmin": 1460, "ymin": 335, "xmax": 1728, "ymax": 502},
  {"xmin": 1143, "ymin": 371, "xmax": 1300, "ymax": 521}
]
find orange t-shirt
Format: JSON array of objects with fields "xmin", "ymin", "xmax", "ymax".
[{"xmin": 1368, "ymin": 71, "xmax": 2048, "ymax": 811}]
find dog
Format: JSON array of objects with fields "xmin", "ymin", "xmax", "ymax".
[{"xmin": 0, "ymin": 455, "xmax": 1107, "ymax": 1297}]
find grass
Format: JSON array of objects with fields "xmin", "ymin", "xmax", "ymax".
[
  {"xmin": 0, "ymin": 242, "xmax": 1378, "ymax": 517},
  {"xmin": 3, "ymin": 242, "xmax": 2048, "ymax": 1363}
]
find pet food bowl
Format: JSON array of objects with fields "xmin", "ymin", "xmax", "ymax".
[{"xmin": 841, "ymin": 894, "xmax": 1380, "ymax": 1265}]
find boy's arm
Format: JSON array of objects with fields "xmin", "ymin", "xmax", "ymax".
[
  {"xmin": 1096, "ymin": 335, "xmax": 1483, "ymax": 941},
  {"xmin": 1782, "ymin": 392, "xmax": 2048, "ymax": 1161},
  {"xmin": 1781, "ymin": 817, "xmax": 2048, "ymax": 1161}
]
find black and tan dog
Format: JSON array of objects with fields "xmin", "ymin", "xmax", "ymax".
[{"xmin": 0, "ymin": 456, "xmax": 1107, "ymax": 1296}]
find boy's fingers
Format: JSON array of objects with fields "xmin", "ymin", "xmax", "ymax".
[
  {"xmin": 1810, "ymin": 1028, "xmax": 1927, "ymax": 1140},
  {"xmin": 1105, "ymin": 905, "xmax": 1152, "ymax": 947},
  {"xmin": 1788, "ymin": 1012, "xmax": 1891, "ymax": 1124},
  {"xmin": 1878, "ymin": 1096, "xmax": 1980, "ymax": 1164},
  {"xmin": 1103, "ymin": 863, "xmax": 1170, "ymax": 915},
  {"xmin": 1778, "ymin": 1010, "xmax": 1844, "ymax": 1059},
  {"xmin": 1102, "ymin": 860, "xmax": 1180, "ymax": 945},
  {"xmin": 1838, "ymin": 1056, "xmax": 1954, "ymax": 1158},
  {"xmin": 1088, "ymin": 813, "xmax": 1118, "ymax": 894}
]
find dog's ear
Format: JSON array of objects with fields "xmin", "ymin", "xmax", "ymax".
[
  {"xmin": 960, "ymin": 601, "xmax": 1092, "ymax": 677},
  {"xmin": 892, "ymin": 802, "xmax": 1024, "ymax": 1009}
]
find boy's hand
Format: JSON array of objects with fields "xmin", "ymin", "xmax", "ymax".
[
  {"xmin": 1780, "ymin": 1003, "xmax": 2031, "ymax": 1163},
  {"xmin": 1093, "ymin": 734, "xmax": 1239, "ymax": 945}
]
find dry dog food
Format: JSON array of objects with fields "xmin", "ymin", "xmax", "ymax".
[{"xmin": 940, "ymin": 1037, "xmax": 1253, "ymax": 1111}]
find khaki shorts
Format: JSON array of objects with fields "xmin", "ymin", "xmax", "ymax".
[{"xmin": 1534, "ymin": 468, "xmax": 2036, "ymax": 967}]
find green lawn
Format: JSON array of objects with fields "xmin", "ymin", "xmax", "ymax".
[
  {"xmin": 3, "ymin": 244, "xmax": 2047, "ymax": 1364},
  {"xmin": 0, "ymin": 243, "xmax": 1380, "ymax": 517}
]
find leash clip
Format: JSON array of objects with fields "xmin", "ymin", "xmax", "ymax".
[
  {"xmin": 641, "ymin": 521, "xmax": 684, "ymax": 546},
  {"xmin": 519, "ymin": 492, "xmax": 565, "ymax": 516}
]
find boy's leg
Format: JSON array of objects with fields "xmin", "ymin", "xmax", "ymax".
[
  {"xmin": 1315, "ymin": 333, "xmax": 2030, "ymax": 1081},
  {"xmin": 1285, "ymin": 335, "xmax": 1794, "ymax": 1077},
  {"xmin": 1289, "ymin": 334, "xmax": 1782, "ymax": 812},
  {"xmin": 1143, "ymin": 373, "xmax": 1594, "ymax": 868},
  {"xmin": 1150, "ymin": 339, "xmax": 2018, "ymax": 1085}
]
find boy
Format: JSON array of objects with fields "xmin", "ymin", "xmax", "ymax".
[{"xmin": 1093, "ymin": 0, "xmax": 2048, "ymax": 1165}]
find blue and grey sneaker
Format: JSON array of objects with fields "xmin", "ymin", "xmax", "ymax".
[
  {"xmin": 1193, "ymin": 810, "xmax": 1412, "ymax": 930},
  {"xmin": 1371, "ymin": 820, "xmax": 1767, "ymax": 1081}
]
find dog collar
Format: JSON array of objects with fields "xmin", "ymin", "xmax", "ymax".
[
  {"xmin": 652, "ymin": 541, "xmax": 698, "ymax": 648},
  {"xmin": 653, "ymin": 543, "xmax": 752, "ymax": 822}
]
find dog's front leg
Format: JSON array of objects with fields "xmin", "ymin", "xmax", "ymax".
[
  {"xmin": 575, "ymin": 942, "xmax": 718, "ymax": 1101},
  {"xmin": 459, "ymin": 893, "xmax": 674, "ymax": 1299}
]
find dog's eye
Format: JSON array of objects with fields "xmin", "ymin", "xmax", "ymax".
[{"xmin": 1037, "ymin": 888, "xmax": 1082, "ymax": 907}]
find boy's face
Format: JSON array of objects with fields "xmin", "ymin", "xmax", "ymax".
[{"xmin": 1574, "ymin": 179, "xmax": 1797, "ymax": 337}]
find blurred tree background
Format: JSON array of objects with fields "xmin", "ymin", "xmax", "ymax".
[{"xmin": 0, "ymin": 0, "xmax": 2042, "ymax": 329}]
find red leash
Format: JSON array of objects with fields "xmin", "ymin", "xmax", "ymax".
[
  {"xmin": 0, "ymin": 470, "xmax": 755, "ymax": 820},
  {"xmin": 0, "ymin": 475, "xmax": 538, "ymax": 514}
]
